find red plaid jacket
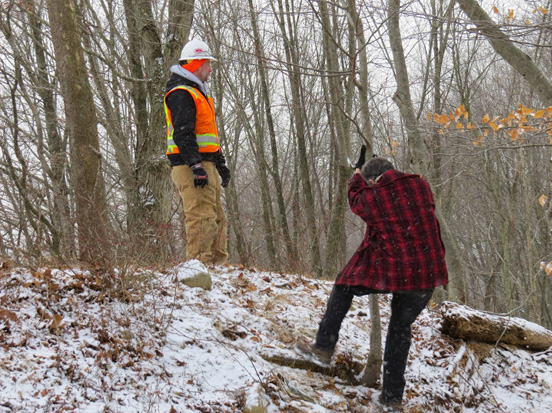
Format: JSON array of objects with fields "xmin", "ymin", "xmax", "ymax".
[{"xmin": 336, "ymin": 170, "xmax": 448, "ymax": 291}]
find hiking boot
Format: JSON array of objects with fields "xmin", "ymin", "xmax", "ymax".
[
  {"xmin": 294, "ymin": 341, "xmax": 333, "ymax": 365},
  {"xmin": 378, "ymin": 394, "xmax": 403, "ymax": 412}
]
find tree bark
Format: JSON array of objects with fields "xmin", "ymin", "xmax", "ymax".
[
  {"xmin": 46, "ymin": 0, "xmax": 110, "ymax": 266},
  {"xmin": 163, "ymin": 0, "xmax": 195, "ymax": 74},
  {"xmin": 123, "ymin": 0, "xmax": 173, "ymax": 253},
  {"xmin": 317, "ymin": 0, "xmax": 350, "ymax": 279},
  {"xmin": 27, "ymin": 0, "xmax": 74, "ymax": 257},
  {"xmin": 245, "ymin": 90, "xmax": 279, "ymax": 269},
  {"xmin": 274, "ymin": 0, "xmax": 322, "ymax": 276},
  {"xmin": 0, "ymin": 5, "xmax": 73, "ymax": 260},
  {"xmin": 388, "ymin": 0, "xmax": 429, "ymax": 173},
  {"xmin": 360, "ymin": 294, "xmax": 382, "ymax": 387},
  {"xmin": 248, "ymin": 0, "xmax": 298, "ymax": 269},
  {"xmin": 122, "ymin": 0, "xmax": 155, "ymax": 232},
  {"xmin": 350, "ymin": 0, "xmax": 375, "ymax": 155}
]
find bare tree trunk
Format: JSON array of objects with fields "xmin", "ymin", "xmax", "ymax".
[
  {"xmin": 0, "ymin": 73, "xmax": 57, "ymax": 261},
  {"xmin": 456, "ymin": 0, "xmax": 552, "ymax": 105},
  {"xmin": 347, "ymin": 0, "xmax": 382, "ymax": 385},
  {"xmin": 79, "ymin": 2, "xmax": 133, "ymax": 206},
  {"xmin": 27, "ymin": 1, "xmax": 74, "ymax": 257},
  {"xmin": 244, "ymin": 83, "xmax": 279, "ymax": 269},
  {"xmin": 388, "ymin": 0, "xmax": 429, "ymax": 173},
  {"xmin": 248, "ymin": 0, "xmax": 298, "ymax": 269},
  {"xmin": 519, "ymin": 150, "xmax": 539, "ymax": 323},
  {"xmin": 274, "ymin": 0, "xmax": 322, "ymax": 276},
  {"xmin": 317, "ymin": 0, "xmax": 351, "ymax": 279},
  {"xmin": 0, "ymin": 5, "xmax": 73, "ymax": 261},
  {"xmin": 213, "ymin": 50, "xmax": 278, "ymax": 269},
  {"xmin": 123, "ymin": 0, "xmax": 173, "ymax": 253},
  {"xmin": 428, "ymin": 0, "xmax": 454, "ymax": 187},
  {"xmin": 163, "ymin": 0, "xmax": 195, "ymax": 74},
  {"xmin": 46, "ymin": 0, "xmax": 110, "ymax": 266},
  {"xmin": 350, "ymin": 0, "xmax": 375, "ymax": 154},
  {"xmin": 122, "ymin": 0, "xmax": 155, "ymax": 232},
  {"xmin": 221, "ymin": 146, "xmax": 250, "ymax": 266},
  {"xmin": 360, "ymin": 294, "xmax": 382, "ymax": 387},
  {"xmin": 208, "ymin": 37, "xmax": 251, "ymax": 266}
]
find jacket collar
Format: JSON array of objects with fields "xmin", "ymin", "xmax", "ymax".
[
  {"xmin": 170, "ymin": 64, "xmax": 208, "ymax": 95},
  {"xmin": 376, "ymin": 169, "xmax": 411, "ymax": 185}
]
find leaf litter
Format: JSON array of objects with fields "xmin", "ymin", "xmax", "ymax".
[{"xmin": 1, "ymin": 261, "xmax": 552, "ymax": 412}]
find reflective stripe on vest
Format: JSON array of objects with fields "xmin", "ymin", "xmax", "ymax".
[{"xmin": 164, "ymin": 85, "xmax": 219, "ymax": 155}]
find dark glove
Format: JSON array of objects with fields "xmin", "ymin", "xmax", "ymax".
[
  {"xmin": 217, "ymin": 164, "xmax": 231, "ymax": 188},
  {"xmin": 354, "ymin": 145, "xmax": 367, "ymax": 169},
  {"xmin": 191, "ymin": 163, "xmax": 208, "ymax": 188}
]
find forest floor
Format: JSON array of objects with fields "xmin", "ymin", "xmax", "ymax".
[{"xmin": 1, "ymin": 261, "xmax": 552, "ymax": 412}]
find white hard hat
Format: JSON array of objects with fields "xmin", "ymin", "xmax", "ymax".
[{"xmin": 179, "ymin": 39, "xmax": 217, "ymax": 62}]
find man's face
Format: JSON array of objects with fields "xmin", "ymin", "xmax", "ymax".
[{"xmin": 194, "ymin": 60, "xmax": 212, "ymax": 83}]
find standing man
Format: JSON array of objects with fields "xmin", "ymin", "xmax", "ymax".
[
  {"xmin": 164, "ymin": 39, "xmax": 231, "ymax": 265},
  {"xmin": 296, "ymin": 155, "xmax": 448, "ymax": 409}
]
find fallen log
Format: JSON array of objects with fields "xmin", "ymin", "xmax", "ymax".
[{"xmin": 440, "ymin": 301, "xmax": 552, "ymax": 351}]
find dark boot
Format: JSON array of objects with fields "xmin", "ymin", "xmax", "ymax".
[{"xmin": 294, "ymin": 340, "xmax": 334, "ymax": 365}]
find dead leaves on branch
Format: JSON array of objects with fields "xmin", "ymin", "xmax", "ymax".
[
  {"xmin": 430, "ymin": 104, "xmax": 552, "ymax": 278},
  {"xmin": 428, "ymin": 104, "xmax": 552, "ymax": 145}
]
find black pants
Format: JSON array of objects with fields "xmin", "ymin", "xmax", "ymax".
[{"xmin": 315, "ymin": 284, "xmax": 434, "ymax": 402}]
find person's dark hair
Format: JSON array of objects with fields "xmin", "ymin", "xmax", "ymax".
[{"xmin": 361, "ymin": 157, "xmax": 394, "ymax": 181}]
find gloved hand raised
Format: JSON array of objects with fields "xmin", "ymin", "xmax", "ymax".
[
  {"xmin": 191, "ymin": 163, "xmax": 208, "ymax": 188},
  {"xmin": 354, "ymin": 145, "xmax": 367, "ymax": 170},
  {"xmin": 217, "ymin": 164, "xmax": 231, "ymax": 188}
]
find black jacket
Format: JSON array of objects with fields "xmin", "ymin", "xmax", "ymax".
[{"xmin": 165, "ymin": 72, "xmax": 226, "ymax": 167}]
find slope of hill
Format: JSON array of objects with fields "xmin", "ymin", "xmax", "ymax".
[{"xmin": 1, "ymin": 261, "xmax": 552, "ymax": 412}]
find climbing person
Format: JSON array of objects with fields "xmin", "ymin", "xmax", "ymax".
[{"xmin": 296, "ymin": 150, "xmax": 448, "ymax": 409}]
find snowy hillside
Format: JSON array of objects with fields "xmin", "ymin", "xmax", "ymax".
[{"xmin": 1, "ymin": 262, "xmax": 552, "ymax": 412}]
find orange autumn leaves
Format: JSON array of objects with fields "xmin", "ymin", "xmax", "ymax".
[
  {"xmin": 428, "ymin": 104, "xmax": 552, "ymax": 147},
  {"xmin": 429, "ymin": 104, "xmax": 552, "ymax": 276}
]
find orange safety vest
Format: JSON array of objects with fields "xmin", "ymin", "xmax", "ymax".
[{"xmin": 164, "ymin": 85, "xmax": 219, "ymax": 155}]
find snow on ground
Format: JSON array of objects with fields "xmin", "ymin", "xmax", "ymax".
[{"xmin": 1, "ymin": 261, "xmax": 552, "ymax": 412}]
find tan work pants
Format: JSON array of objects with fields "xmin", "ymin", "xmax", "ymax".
[{"xmin": 171, "ymin": 161, "xmax": 228, "ymax": 265}]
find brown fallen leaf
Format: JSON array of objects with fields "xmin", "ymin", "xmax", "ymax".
[
  {"xmin": 0, "ymin": 308, "xmax": 17, "ymax": 322},
  {"xmin": 49, "ymin": 314, "xmax": 64, "ymax": 330}
]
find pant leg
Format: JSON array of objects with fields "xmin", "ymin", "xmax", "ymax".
[
  {"xmin": 171, "ymin": 163, "xmax": 218, "ymax": 265},
  {"xmin": 315, "ymin": 284, "xmax": 356, "ymax": 352},
  {"xmin": 203, "ymin": 162, "xmax": 228, "ymax": 265},
  {"xmin": 382, "ymin": 288, "xmax": 434, "ymax": 402}
]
